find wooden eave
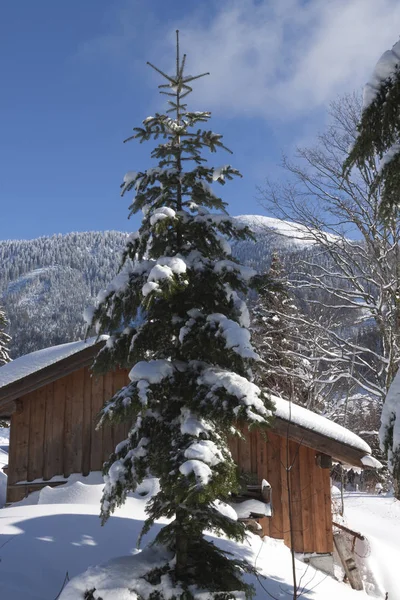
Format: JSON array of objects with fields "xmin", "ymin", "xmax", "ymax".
[
  {"xmin": 271, "ymin": 415, "xmax": 367, "ymax": 468},
  {"xmin": 0, "ymin": 341, "xmax": 105, "ymax": 415}
]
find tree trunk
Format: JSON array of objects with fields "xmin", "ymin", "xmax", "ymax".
[{"xmin": 175, "ymin": 508, "xmax": 189, "ymax": 580}]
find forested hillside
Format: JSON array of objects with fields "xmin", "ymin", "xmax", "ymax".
[
  {"xmin": 0, "ymin": 231, "xmax": 127, "ymax": 357},
  {"xmin": 0, "ymin": 216, "xmax": 309, "ymax": 359}
]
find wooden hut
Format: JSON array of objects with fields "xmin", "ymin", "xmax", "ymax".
[{"xmin": 0, "ymin": 338, "xmax": 379, "ymax": 556}]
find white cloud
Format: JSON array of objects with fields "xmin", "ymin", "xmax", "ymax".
[
  {"xmin": 80, "ymin": 0, "xmax": 400, "ymax": 120},
  {"xmin": 175, "ymin": 0, "xmax": 400, "ymax": 119}
]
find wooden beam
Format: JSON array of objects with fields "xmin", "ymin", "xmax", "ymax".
[
  {"xmin": 288, "ymin": 440, "xmax": 304, "ymax": 553},
  {"xmin": 332, "ymin": 522, "xmax": 365, "ymax": 540},
  {"xmin": 82, "ymin": 367, "xmax": 93, "ymax": 477},
  {"xmin": 299, "ymin": 445, "xmax": 315, "ymax": 553},
  {"xmin": 266, "ymin": 432, "xmax": 283, "ymax": 540},
  {"xmin": 28, "ymin": 387, "xmax": 46, "ymax": 481},
  {"xmin": 0, "ymin": 400, "xmax": 17, "ymax": 418}
]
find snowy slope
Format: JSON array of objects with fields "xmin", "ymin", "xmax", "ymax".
[
  {"xmin": 5, "ymin": 266, "xmax": 61, "ymax": 296},
  {"xmin": 2, "ymin": 472, "xmax": 396, "ymax": 599},
  {"xmin": 345, "ymin": 492, "xmax": 400, "ymax": 599},
  {"xmin": 0, "ymin": 476, "xmax": 371, "ymax": 600}
]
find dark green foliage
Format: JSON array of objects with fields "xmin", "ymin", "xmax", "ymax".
[
  {"xmin": 87, "ymin": 33, "xmax": 272, "ymax": 599},
  {"xmin": 83, "ymin": 589, "xmax": 103, "ymax": 600},
  {"xmin": 344, "ymin": 47, "xmax": 400, "ymax": 220},
  {"xmin": 142, "ymin": 540, "xmax": 256, "ymax": 599}
]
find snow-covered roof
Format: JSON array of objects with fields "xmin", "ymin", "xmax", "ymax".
[
  {"xmin": 0, "ymin": 336, "xmax": 108, "ymax": 391},
  {"xmin": 272, "ymin": 395, "xmax": 371, "ymax": 455}
]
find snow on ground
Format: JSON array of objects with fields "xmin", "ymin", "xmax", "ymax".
[
  {"xmin": 345, "ymin": 491, "xmax": 400, "ymax": 599},
  {"xmin": 0, "ymin": 475, "xmax": 161, "ymax": 600},
  {"xmin": 0, "ymin": 429, "xmax": 9, "ymax": 508},
  {"xmin": 0, "ymin": 473, "xmax": 372, "ymax": 600},
  {"xmin": 0, "ymin": 448, "xmax": 8, "ymax": 507}
]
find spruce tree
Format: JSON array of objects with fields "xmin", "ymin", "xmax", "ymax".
[
  {"xmin": 0, "ymin": 306, "xmax": 10, "ymax": 367},
  {"xmin": 344, "ymin": 39, "xmax": 400, "ymax": 220},
  {"xmin": 88, "ymin": 32, "xmax": 273, "ymax": 599},
  {"xmin": 250, "ymin": 254, "xmax": 309, "ymax": 405}
]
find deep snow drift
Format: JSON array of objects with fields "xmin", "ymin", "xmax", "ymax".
[{"xmin": 344, "ymin": 491, "xmax": 400, "ymax": 599}]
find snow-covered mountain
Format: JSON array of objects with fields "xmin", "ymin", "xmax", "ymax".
[
  {"xmin": 0, "ymin": 216, "xmax": 330, "ymax": 358},
  {"xmin": 236, "ymin": 214, "xmax": 317, "ymax": 245}
]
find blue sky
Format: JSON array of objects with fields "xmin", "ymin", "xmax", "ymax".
[{"xmin": 1, "ymin": 0, "xmax": 400, "ymax": 240}]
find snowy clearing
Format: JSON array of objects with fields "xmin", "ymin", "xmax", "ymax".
[
  {"xmin": 345, "ymin": 492, "xmax": 400, "ymax": 599},
  {"xmin": 0, "ymin": 473, "xmax": 376, "ymax": 600}
]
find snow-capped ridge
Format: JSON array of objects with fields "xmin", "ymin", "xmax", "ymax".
[{"xmin": 234, "ymin": 214, "xmax": 337, "ymax": 246}]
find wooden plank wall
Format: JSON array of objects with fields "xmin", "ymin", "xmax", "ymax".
[
  {"xmin": 232, "ymin": 427, "xmax": 333, "ymax": 554},
  {"xmin": 7, "ymin": 366, "xmax": 130, "ymax": 503}
]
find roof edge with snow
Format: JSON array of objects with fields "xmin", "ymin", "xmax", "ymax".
[{"xmin": 0, "ymin": 337, "xmax": 108, "ymax": 413}]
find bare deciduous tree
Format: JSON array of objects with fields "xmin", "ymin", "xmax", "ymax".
[{"xmin": 259, "ymin": 92, "xmax": 400, "ymax": 408}]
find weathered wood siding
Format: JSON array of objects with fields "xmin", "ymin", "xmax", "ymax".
[
  {"xmin": 6, "ymin": 366, "xmax": 130, "ymax": 503},
  {"xmin": 234, "ymin": 427, "xmax": 333, "ymax": 554}
]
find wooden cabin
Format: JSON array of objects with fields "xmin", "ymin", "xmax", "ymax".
[{"xmin": 0, "ymin": 338, "xmax": 378, "ymax": 556}]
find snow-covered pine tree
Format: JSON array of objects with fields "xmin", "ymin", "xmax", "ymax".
[
  {"xmin": 0, "ymin": 306, "xmax": 11, "ymax": 367},
  {"xmin": 87, "ymin": 32, "xmax": 273, "ymax": 599},
  {"xmin": 344, "ymin": 39, "xmax": 400, "ymax": 220},
  {"xmin": 250, "ymin": 254, "xmax": 309, "ymax": 405}
]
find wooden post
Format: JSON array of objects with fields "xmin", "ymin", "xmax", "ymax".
[
  {"xmin": 28, "ymin": 388, "xmax": 46, "ymax": 481},
  {"xmin": 90, "ymin": 373, "xmax": 104, "ymax": 471},
  {"xmin": 267, "ymin": 432, "xmax": 283, "ymax": 540},
  {"xmin": 298, "ymin": 445, "xmax": 315, "ymax": 553},
  {"xmin": 82, "ymin": 367, "xmax": 93, "ymax": 476}
]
